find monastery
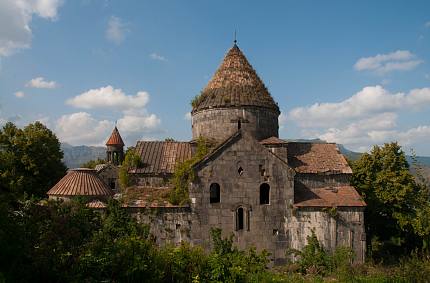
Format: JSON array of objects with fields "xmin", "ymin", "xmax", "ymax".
[{"xmin": 47, "ymin": 42, "xmax": 366, "ymax": 264}]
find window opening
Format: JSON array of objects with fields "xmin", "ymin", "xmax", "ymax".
[
  {"xmin": 238, "ymin": 167, "xmax": 244, "ymax": 176},
  {"xmin": 236, "ymin": 207, "xmax": 244, "ymax": 230},
  {"xmin": 238, "ymin": 119, "xmax": 241, "ymax": 130},
  {"xmin": 209, "ymin": 183, "xmax": 220, "ymax": 203},
  {"xmin": 260, "ymin": 183, "xmax": 270, "ymax": 204}
]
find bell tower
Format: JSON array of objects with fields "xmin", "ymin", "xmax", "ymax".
[{"xmin": 105, "ymin": 126, "xmax": 124, "ymax": 165}]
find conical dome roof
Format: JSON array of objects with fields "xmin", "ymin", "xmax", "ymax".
[
  {"xmin": 47, "ymin": 168, "xmax": 114, "ymax": 197},
  {"xmin": 106, "ymin": 126, "xmax": 124, "ymax": 146},
  {"xmin": 192, "ymin": 44, "xmax": 279, "ymax": 113}
]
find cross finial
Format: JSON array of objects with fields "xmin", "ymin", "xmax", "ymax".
[
  {"xmin": 234, "ymin": 30, "xmax": 237, "ymax": 44},
  {"xmin": 115, "ymin": 120, "xmax": 117, "ymax": 127}
]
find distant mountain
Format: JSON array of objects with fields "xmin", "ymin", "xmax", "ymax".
[{"xmin": 61, "ymin": 143, "xmax": 106, "ymax": 169}]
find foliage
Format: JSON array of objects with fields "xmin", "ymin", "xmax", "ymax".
[
  {"xmin": 164, "ymin": 137, "xmax": 176, "ymax": 142},
  {"xmin": 80, "ymin": 158, "xmax": 105, "ymax": 169},
  {"xmin": 351, "ymin": 142, "xmax": 429, "ymax": 257},
  {"xmin": 0, "ymin": 121, "xmax": 67, "ymax": 199},
  {"xmin": 207, "ymin": 228, "xmax": 270, "ymax": 283},
  {"xmin": 118, "ymin": 148, "xmax": 142, "ymax": 190},
  {"xmin": 191, "ymin": 94, "xmax": 202, "ymax": 108},
  {"xmin": 287, "ymin": 230, "xmax": 330, "ymax": 275},
  {"xmin": 169, "ymin": 137, "xmax": 210, "ymax": 205}
]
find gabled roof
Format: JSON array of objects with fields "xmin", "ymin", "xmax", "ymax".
[
  {"xmin": 286, "ymin": 142, "xmax": 352, "ymax": 174},
  {"xmin": 294, "ymin": 184, "xmax": 366, "ymax": 207},
  {"xmin": 47, "ymin": 168, "xmax": 114, "ymax": 197},
  {"xmin": 130, "ymin": 141, "xmax": 192, "ymax": 174},
  {"xmin": 260, "ymin": 136, "xmax": 287, "ymax": 146},
  {"xmin": 106, "ymin": 126, "xmax": 124, "ymax": 146},
  {"xmin": 192, "ymin": 44, "xmax": 279, "ymax": 113}
]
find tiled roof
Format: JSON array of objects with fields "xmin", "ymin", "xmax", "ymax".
[
  {"xmin": 294, "ymin": 184, "xmax": 366, "ymax": 207},
  {"xmin": 287, "ymin": 143, "xmax": 352, "ymax": 174},
  {"xmin": 86, "ymin": 199, "xmax": 107, "ymax": 208},
  {"xmin": 192, "ymin": 44, "xmax": 279, "ymax": 113},
  {"xmin": 47, "ymin": 168, "xmax": 114, "ymax": 197},
  {"xmin": 106, "ymin": 126, "xmax": 124, "ymax": 146},
  {"xmin": 130, "ymin": 141, "xmax": 192, "ymax": 174},
  {"xmin": 94, "ymin": 163, "xmax": 108, "ymax": 172},
  {"xmin": 260, "ymin": 136, "xmax": 287, "ymax": 145}
]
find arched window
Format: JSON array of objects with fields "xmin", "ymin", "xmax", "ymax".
[
  {"xmin": 209, "ymin": 183, "xmax": 220, "ymax": 203},
  {"xmin": 236, "ymin": 207, "xmax": 244, "ymax": 230},
  {"xmin": 260, "ymin": 183, "xmax": 270, "ymax": 205}
]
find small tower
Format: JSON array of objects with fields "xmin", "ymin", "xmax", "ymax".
[{"xmin": 106, "ymin": 126, "xmax": 124, "ymax": 165}]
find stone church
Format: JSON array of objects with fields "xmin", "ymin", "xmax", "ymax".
[{"xmin": 48, "ymin": 42, "xmax": 366, "ymax": 264}]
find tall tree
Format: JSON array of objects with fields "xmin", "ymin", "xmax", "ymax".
[
  {"xmin": 351, "ymin": 142, "xmax": 428, "ymax": 255},
  {"xmin": 0, "ymin": 121, "xmax": 67, "ymax": 198}
]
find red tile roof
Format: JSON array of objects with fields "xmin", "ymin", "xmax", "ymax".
[
  {"xmin": 192, "ymin": 44, "xmax": 279, "ymax": 113},
  {"xmin": 294, "ymin": 184, "xmax": 366, "ymax": 207},
  {"xmin": 47, "ymin": 168, "xmax": 114, "ymax": 197},
  {"xmin": 86, "ymin": 199, "xmax": 107, "ymax": 208},
  {"xmin": 259, "ymin": 136, "xmax": 287, "ymax": 145},
  {"xmin": 106, "ymin": 126, "xmax": 124, "ymax": 146},
  {"xmin": 130, "ymin": 141, "xmax": 192, "ymax": 174},
  {"xmin": 287, "ymin": 143, "xmax": 352, "ymax": 174}
]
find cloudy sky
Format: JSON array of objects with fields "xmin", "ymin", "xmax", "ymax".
[{"xmin": 1, "ymin": 0, "xmax": 429, "ymax": 156}]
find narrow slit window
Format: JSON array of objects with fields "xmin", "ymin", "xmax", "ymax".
[
  {"xmin": 236, "ymin": 207, "xmax": 244, "ymax": 230},
  {"xmin": 238, "ymin": 119, "xmax": 241, "ymax": 130},
  {"xmin": 260, "ymin": 183, "xmax": 270, "ymax": 204},
  {"xmin": 209, "ymin": 183, "xmax": 220, "ymax": 203}
]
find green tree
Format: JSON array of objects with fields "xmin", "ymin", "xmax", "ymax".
[
  {"xmin": 351, "ymin": 142, "xmax": 427, "ymax": 256},
  {"xmin": 81, "ymin": 158, "xmax": 106, "ymax": 169},
  {"xmin": 118, "ymin": 148, "xmax": 142, "ymax": 190},
  {"xmin": 0, "ymin": 121, "xmax": 67, "ymax": 199}
]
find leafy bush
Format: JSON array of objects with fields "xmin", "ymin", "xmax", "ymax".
[
  {"xmin": 169, "ymin": 137, "xmax": 210, "ymax": 205},
  {"xmin": 119, "ymin": 148, "xmax": 142, "ymax": 190}
]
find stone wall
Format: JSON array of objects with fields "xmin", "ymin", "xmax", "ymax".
[
  {"xmin": 192, "ymin": 107, "xmax": 279, "ymax": 143},
  {"xmin": 296, "ymin": 173, "xmax": 351, "ymax": 188},
  {"xmin": 131, "ymin": 174, "xmax": 171, "ymax": 188},
  {"xmin": 128, "ymin": 207, "xmax": 193, "ymax": 246},
  {"xmin": 189, "ymin": 132, "xmax": 295, "ymax": 264},
  {"xmin": 97, "ymin": 165, "xmax": 120, "ymax": 193},
  {"xmin": 285, "ymin": 207, "xmax": 366, "ymax": 263}
]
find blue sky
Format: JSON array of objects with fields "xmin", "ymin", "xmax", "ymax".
[{"xmin": 1, "ymin": 0, "xmax": 429, "ymax": 155}]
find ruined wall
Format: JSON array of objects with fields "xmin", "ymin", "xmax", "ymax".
[
  {"xmin": 128, "ymin": 207, "xmax": 193, "ymax": 246},
  {"xmin": 285, "ymin": 207, "xmax": 366, "ymax": 263},
  {"xmin": 189, "ymin": 133, "xmax": 294, "ymax": 264},
  {"xmin": 97, "ymin": 165, "xmax": 120, "ymax": 193},
  {"xmin": 131, "ymin": 174, "xmax": 171, "ymax": 188},
  {"xmin": 192, "ymin": 107, "xmax": 279, "ymax": 143}
]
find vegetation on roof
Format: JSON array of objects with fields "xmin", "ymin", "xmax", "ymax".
[
  {"xmin": 119, "ymin": 148, "xmax": 142, "ymax": 190},
  {"xmin": 169, "ymin": 137, "xmax": 211, "ymax": 205}
]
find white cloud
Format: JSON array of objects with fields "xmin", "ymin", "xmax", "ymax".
[
  {"xmin": 278, "ymin": 112, "xmax": 287, "ymax": 130},
  {"xmin": 117, "ymin": 114, "xmax": 160, "ymax": 133},
  {"xmin": 289, "ymin": 85, "xmax": 430, "ymax": 128},
  {"xmin": 14, "ymin": 91, "xmax": 25, "ymax": 98},
  {"xmin": 150, "ymin": 52, "xmax": 167, "ymax": 62},
  {"xmin": 26, "ymin": 76, "xmax": 57, "ymax": 89},
  {"xmin": 354, "ymin": 50, "xmax": 422, "ymax": 74},
  {"xmin": 67, "ymin": 85, "xmax": 149, "ymax": 110},
  {"xmin": 0, "ymin": 0, "xmax": 63, "ymax": 57},
  {"xmin": 288, "ymin": 86, "xmax": 430, "ymax": 153},
  {"xmin": 56, "ymin": 112, "xmax": 112, "ymax": 145},
  {"xmin": 184, "ymin": 112, "xmax": 191, "ymax": 120},
  {"xmin": 61, "ymin": 86, "xmax": 163, "ymax": 145},
  {"xmin": 105, "ymin": 16, "xmax": 128, "ymax": 44},
  {"xmin": 425, "ymin": 21, "xmax": 430, "ymax": 28}
]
